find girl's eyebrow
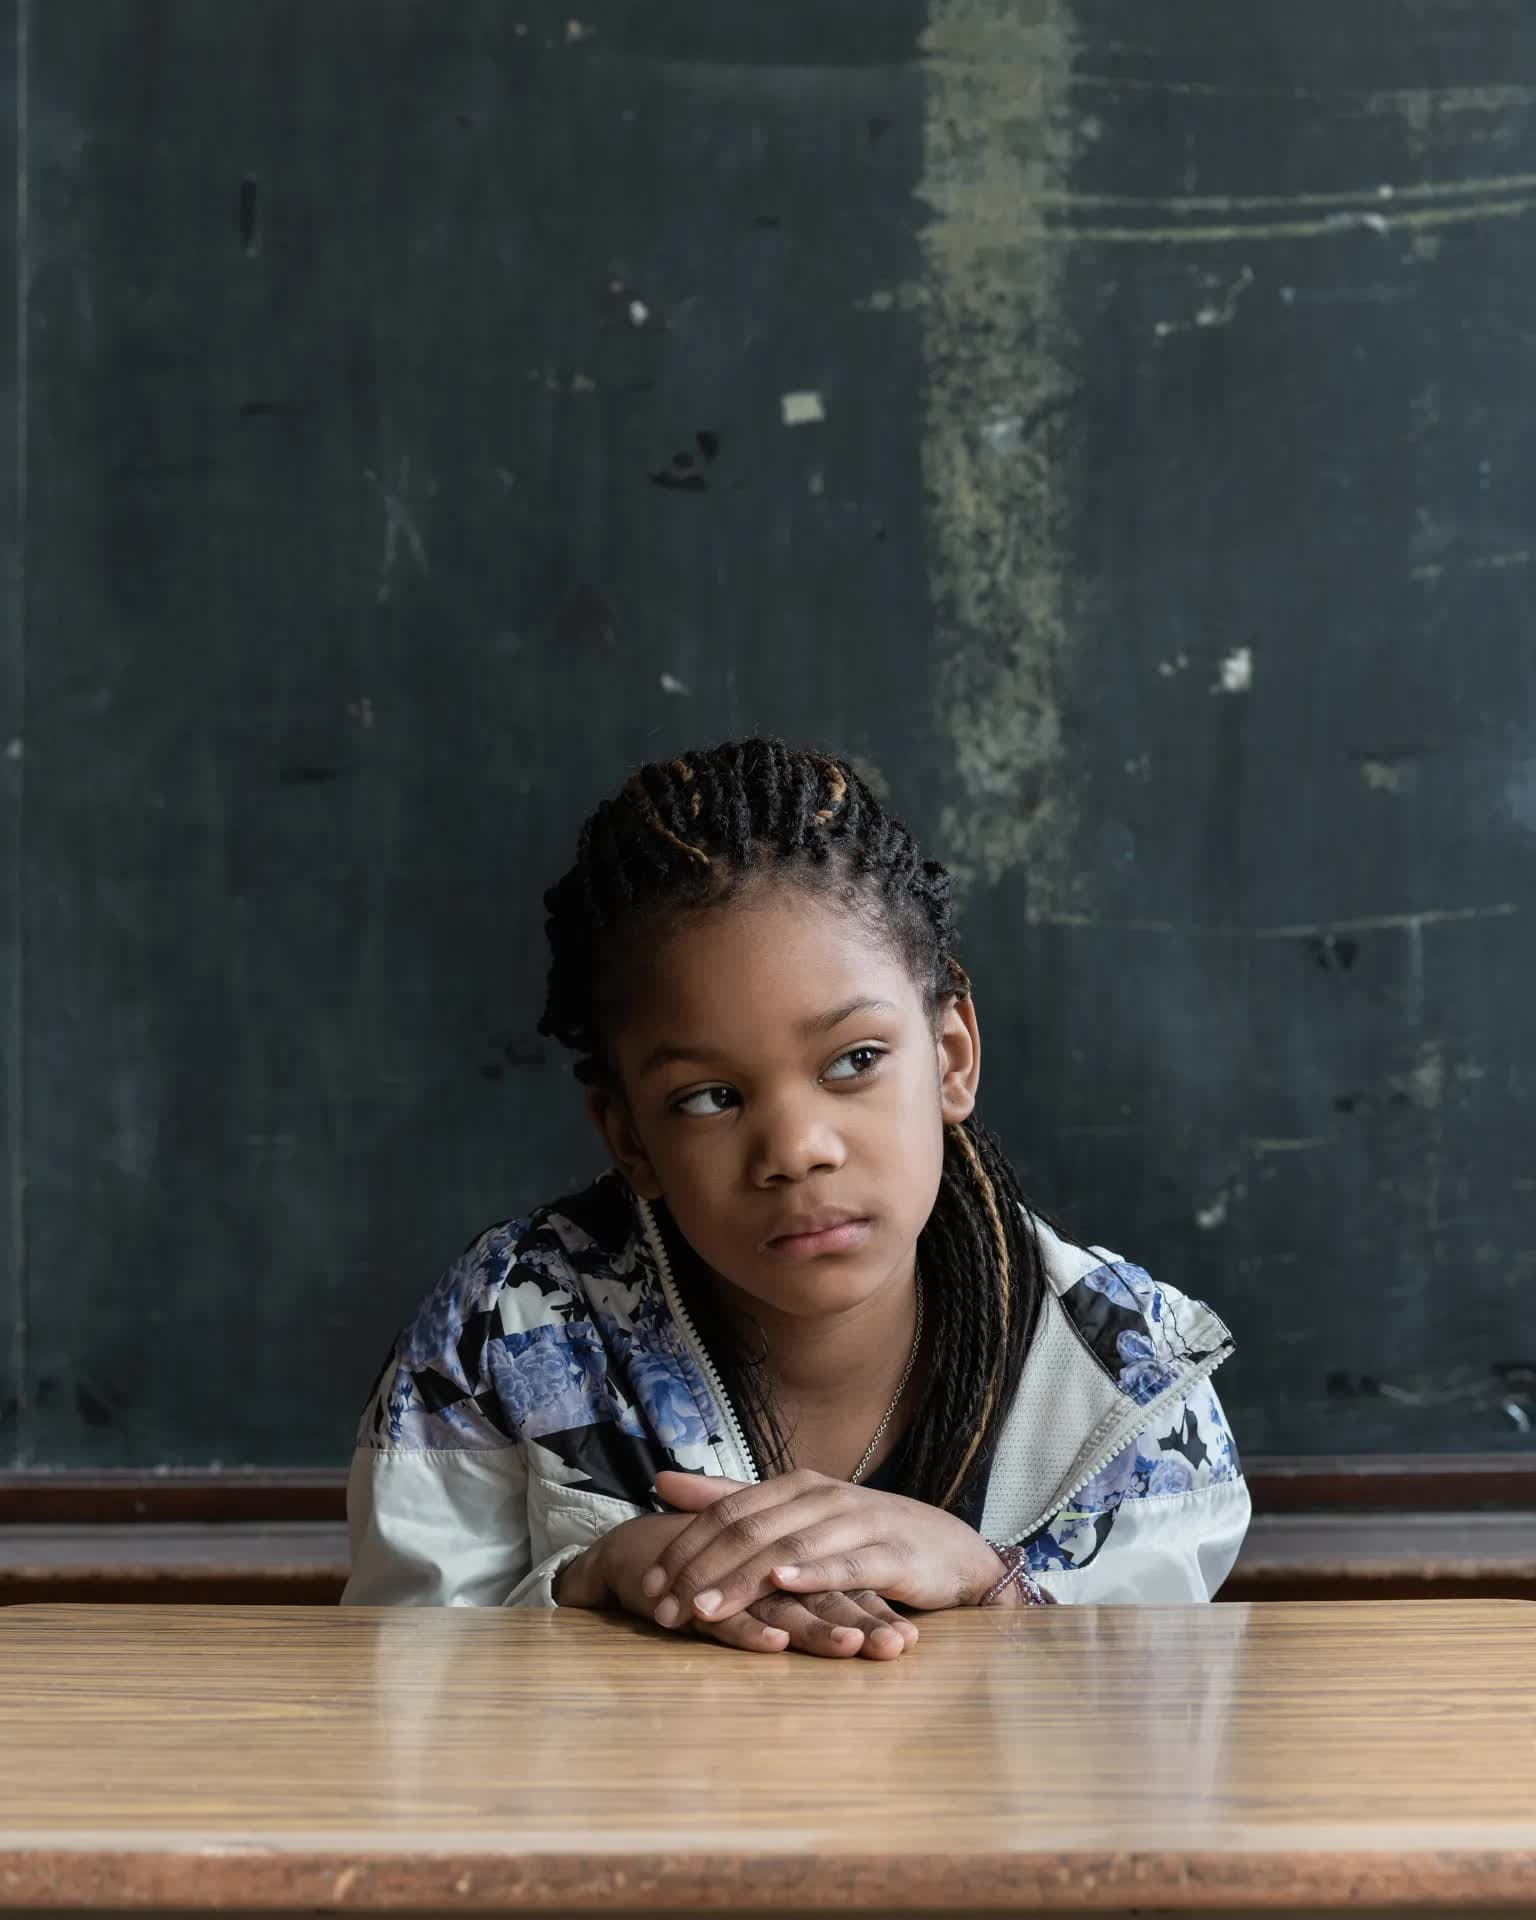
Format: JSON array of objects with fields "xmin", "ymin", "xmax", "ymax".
[
  {"xmin": 637, "ymin": 998, "xmax": 897, "ymax": 1079},
  {"xmin": 803, "ymin": 995, "xmax": 897, "ymax": 1035}
]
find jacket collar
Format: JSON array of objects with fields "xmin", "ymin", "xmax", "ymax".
[{"xmin": 981, "ymin": 1216, "xmax": 1235, "ymax": 1542}]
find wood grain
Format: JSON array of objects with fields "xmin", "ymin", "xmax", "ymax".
[{"xmin": 2, "ymin": 1602, "xmax": 1535, "ymax": 1914}]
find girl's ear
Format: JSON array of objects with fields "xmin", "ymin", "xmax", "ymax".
[
  {"xmin": 586, "ymin": 1088, "xmax": 664, "ymax": 1201},
  {"xmin": 936, "ymin": 993, "xmax": 981, "ymax": 1126}
]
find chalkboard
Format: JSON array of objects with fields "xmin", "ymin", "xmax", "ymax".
[{"xmin": 1, "ymin": 0, "xmax": 1532, "ymax": 1470}]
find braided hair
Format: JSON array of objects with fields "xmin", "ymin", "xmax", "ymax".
[{"xmin": 538, "ymin": 738, "xmax": 1048, "ymax": 1516}]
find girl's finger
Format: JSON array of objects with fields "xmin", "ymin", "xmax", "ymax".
[
  {"xmin": 746, "ymin": 1593, "xmax": 870, "ymax": 1660},
  {"xmin": 641, "ymin": 1474, "xmax": 815, "ymax": 1606},
  {"xmin": 841, "ymin": 1589, "xmax": 920, "ymax": 1650},
  {"xmin": 651, "ymin": 1470, "xmax": 748, "ymax": 1512},
  {"xmin": 648, "ymin": 1485, "xmax": 851, "ymax": 1623},
  {"xmin": 770, "ymin": 1589, "xmax": 915, "ymax": 1660},
  {"xmin": 666, "ymin": 1505, "xmax": 866, "ymax": 1626},
  {"xmin": 693, "ymin": 1610, "xmax": 791, "ymax": 1655},
  {"xmin": 769, "ymin": 1545, "xmax": 909, "ymax": 1599}
]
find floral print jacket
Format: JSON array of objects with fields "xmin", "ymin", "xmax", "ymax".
[{"xmin": 342, "ymin": 1174, "xmax": 1249, "ymax": 1608}]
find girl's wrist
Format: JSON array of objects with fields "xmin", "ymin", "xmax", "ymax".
[
  {"xmin": 553, "ymin": 1540, "xmax": 609, "ymax": 1609},
  {"xmin": 978, "ymin": 1539, "xmax": 1053, "ymax": 1608}
]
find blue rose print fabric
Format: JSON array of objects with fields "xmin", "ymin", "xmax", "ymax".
[
  {"xmin": 358, "ymin": 1176, "xmax": 1241, "ymax": 1569},
  {"xmin": 359, "ymin": 1177, "xmax": 725, "ymax": 1504}
]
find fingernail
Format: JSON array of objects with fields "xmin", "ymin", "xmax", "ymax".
[
  {"xmin": 693, "ymin": 1589, "xmax": 722, "ymax": 1617},
  {"xmin": 831, "ymin": 1626, "xmax": 862, "ymax": 1644},
  {"xmin": 772, "ymin": 1565, "xmax": 799, "ymax": 1583},
  {"xmin": 654, "ymin": 1596, "xmax": 680, "ymax": 1628},
  {"xmin": 640, "ymin": 1567, "xmax": 667, "ymax": 1598}
]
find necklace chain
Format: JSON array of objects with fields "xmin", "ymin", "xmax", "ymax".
[{"xmin": 847, "ymin": 1267, "xmax": 924, "ymax": 1486}]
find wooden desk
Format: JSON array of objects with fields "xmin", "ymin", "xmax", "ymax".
[{"xmin": 2, "ymin": 1602, "xmax": 1534, "ymax": 1918}]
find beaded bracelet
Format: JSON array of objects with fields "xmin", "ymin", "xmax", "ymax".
[{"xmin": 981, "ymin": 1541, "xmax": 1054, "ymax": 1607}]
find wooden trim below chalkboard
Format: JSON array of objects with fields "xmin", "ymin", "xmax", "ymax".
[
  {"xmin": 3, "ymin": 1512, "xmax": 1534, "ymax": 1608},
  {"xmin": 3, "ymin": 1455, "xmax": 1535, "ymax": 1523}
]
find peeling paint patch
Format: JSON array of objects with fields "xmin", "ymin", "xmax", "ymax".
[
  {"xmin": 1154, "ymin": 264, "xmax": 1255, "ymax": 340},
  {"xmin": 923, "ymin": 0, "xmax": 1078, "ymax": 907},
  {"xmin": 1361, "ymin": 757, "xmax": 1412, "ymax": 793},
  {"xmin": 1389, "ymin": 1040, "xmax": 1445, "ymax": 1112},
  {"xmin": 780, "ymin": 390, "xmax": 826, "ymax": 427}
]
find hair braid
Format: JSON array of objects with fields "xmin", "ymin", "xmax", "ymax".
[{"xmin": 537, "ymin": 737, "xmax": 1049, "ymax": 1512}]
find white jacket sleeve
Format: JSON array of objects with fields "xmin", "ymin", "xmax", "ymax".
[
  {"xmin": 1026, "ymin": 1372, "xmax": 1251, "ymax": 1605},
  {"xmin": 1033, "ymin": 1475, "xmax": 1251, "ymax": 1604},
  {"xmin": 341, "ymin": 1443, "xmax": 585, "ymax": 1608}
]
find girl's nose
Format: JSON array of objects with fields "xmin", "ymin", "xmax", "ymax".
[{"xmin": 748, "ymin": 1101, "xmax": 846, "ymax": 1185}]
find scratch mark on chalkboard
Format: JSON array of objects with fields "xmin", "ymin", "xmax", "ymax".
[
  {"xmin": 1212, "ymin": 646, "xmax": 1253, "ymax": 694},
  {"xmin": 659, "ymin": 673, "xmax": 691, "ymax": 696},
  {"xmin": 1003, "ymin": 171, "xmax": 1536, "ymax": 215},
  {"xmin": 1154, "ymin": 265, "xmax": 1254, "ymax": 340},
  {"xmin": 1034, "ymin": 903, "xmax": 1518, "ymax": 939},
  {"xmin": 935, "ymin": 195, "xmax": 1536, "ymax": 246},
  {"xmin": 1323, "ymin": 210, "xmax": 1390, "ymax": 237},
  {"xmin": 238, "ymin": 177, "xmax": 260, "ymax": 257},
  {"xmin": 365, "ymin": 458, "xmax": 429, "ymax": 604},
  {"xmin": 924, "ymin": 0, "xmax": 1077, "ymax": 908},
  {"xmin": 1064, "ymin": 70, "xmax": 1536, "ymax": 111},
  {"xmin": 1261, "ymin": 904, "xmax": 1518, "ymax": 939},
  {"xmin": 1249, "ymin": 1136, "xmax": 1332, "ymax": 1155},
  {"xmin": 6, "ymin": 0, "xmax": 30, "ymax": 1465}
]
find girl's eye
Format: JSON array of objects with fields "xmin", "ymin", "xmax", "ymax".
[
  {"xmin": 673, "ymin": 1085, "xmax": 740, "ymax": 1118},
  {"xmin": 823, "ymin": 1046, "xmax": 885, "ymax": 1083}
]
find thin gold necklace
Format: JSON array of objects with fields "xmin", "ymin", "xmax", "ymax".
[{"xmin": 847, "ymin": 1267, "xmax": 924, "ymax": 1485}]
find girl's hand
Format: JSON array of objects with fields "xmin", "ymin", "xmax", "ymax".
[
  {"xmin": 697, "ymin": 1586, "xmax": 917, "ymax": 1660},
  {"xmin": 556, "ymin": 1511, "xmax": 918, "ymax": 1658},
  {"xmin": 643, "ymin": 1468, "xmax": 1003, "ymax": 1628}
]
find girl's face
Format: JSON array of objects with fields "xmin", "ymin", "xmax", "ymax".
[{"xmin": 591, "ymin": 884, "xmax": 981, "ymax": 1324}]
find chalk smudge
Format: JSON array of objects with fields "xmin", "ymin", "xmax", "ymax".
[{"xmin": 922, "ymin": 0, "xmax": 1078, "ymax": 908}]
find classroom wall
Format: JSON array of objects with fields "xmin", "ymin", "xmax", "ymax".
[{"xmin": 1, "ymin": 0, "xmax": 1533, "ymax": 1473}]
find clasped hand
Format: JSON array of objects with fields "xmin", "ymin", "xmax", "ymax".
[{"xmin": 643, "ymin": 1467, "xmax": 1001, "ymax": 1629}]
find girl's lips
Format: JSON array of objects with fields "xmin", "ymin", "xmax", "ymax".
[{"xmin": 763, "ymin": 1218, "xmax": 873, "ymax": 1260}]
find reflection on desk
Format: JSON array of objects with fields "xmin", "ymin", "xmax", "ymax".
[{"xmin": 3, "ymin": 1601, "xmax": 1534, "ymax": 1917}]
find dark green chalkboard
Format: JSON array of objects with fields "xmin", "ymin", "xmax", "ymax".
[{"xmin": 1, "ymin": 0, "xmax": 1532, "ymax": 1469}]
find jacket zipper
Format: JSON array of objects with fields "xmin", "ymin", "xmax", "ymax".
[
  {"xmin": 640, "ymin": 1194, "xmax": 1234, "ymax": 1531},
  {"xmin": 638, "ymin": 1199, "xmax": 760, "ymax": 1485},
  {"xmin": 996, "ymin": 1341, "xmax": 1236, "ymax": 1549}
]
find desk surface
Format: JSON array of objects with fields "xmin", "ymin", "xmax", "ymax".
[{"xmin": 3, "ymin": 1601, "xmax": 1535, "ymax": 1915}]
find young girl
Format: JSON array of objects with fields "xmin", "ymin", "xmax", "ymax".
[{"xmin": 342, "ymin": 741, "xmax": 1248, "ymax": 1656}]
